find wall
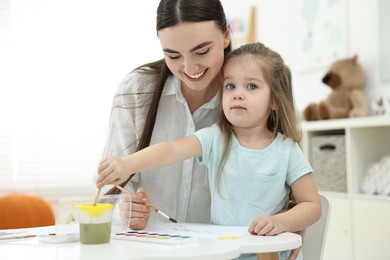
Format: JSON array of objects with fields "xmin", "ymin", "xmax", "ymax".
[
  {"xmin": 83, "ymin": 0, "xmax": 390, "ymax": 118},
  {"xmin": 0, "ymin": 0, "xmax": 164, "ymax": 206},
  {"xmin": 2, "ymin": 0, "xmax": 388, "ymax": 219},
  {"xmin": 222, "ymin": 0, "xmax": 390, "ymax": 117}
]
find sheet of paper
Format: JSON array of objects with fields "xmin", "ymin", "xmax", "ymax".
[
  {"xmin": 143, "ymin": 223, "xmax": 250, "ymax": 240},
  {"xmin": 0, "ymin": 225, "xmax": 55, "ymax": 240}
]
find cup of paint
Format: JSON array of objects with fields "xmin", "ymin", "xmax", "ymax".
[{"xmin": 77, "ymin": 203, "xmax": 114, "ymax": 244}]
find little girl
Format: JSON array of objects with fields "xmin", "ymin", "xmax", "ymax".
[{"xmin": 97, "ymin": 42, "xmax": 321, "ymax": 260}]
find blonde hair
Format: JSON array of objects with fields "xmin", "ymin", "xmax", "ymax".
[{"xmin": 216, "ymin": 42, "xmax": 302, "ymax": 192}]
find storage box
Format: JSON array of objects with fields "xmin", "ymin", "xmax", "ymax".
[{"xmin": 310, "ymin": 135, "xmax": 347, "ymax": 192}]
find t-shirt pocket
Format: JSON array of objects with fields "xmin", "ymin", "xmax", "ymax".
[{"xmin": 248, "ymin": 172, "xmax": 286, "ymax": 212}]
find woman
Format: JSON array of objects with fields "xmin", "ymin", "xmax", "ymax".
[{"xmin": 102, "ymin": 0, "xmax": 231, "ymax": 229}]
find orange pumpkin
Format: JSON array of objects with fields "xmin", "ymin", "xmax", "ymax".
[{"xmin": 0, "ymin": 193, "xmax": 55, "ymax": 229}]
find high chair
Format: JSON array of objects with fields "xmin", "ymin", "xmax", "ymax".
[
  {"xmin": 302, "ymin": 193, "xmax": 331, "ymax": 260},
  {"xmin": 257, "ymin": 193, "xmax": 331, "ymax": 260}
]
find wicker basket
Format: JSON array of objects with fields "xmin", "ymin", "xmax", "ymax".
[{"xmin": 310, "ymin": 135, "xmax": 347, "ymax": 192}]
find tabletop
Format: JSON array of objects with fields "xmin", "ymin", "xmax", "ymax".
[{"xmin": 0, "ymin": 223, "xmax": 302, "ymax": 260}]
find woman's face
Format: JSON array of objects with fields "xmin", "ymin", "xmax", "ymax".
[{"xmin": 158, "ymin": 21, "xmax": 230, "ymax": 92}]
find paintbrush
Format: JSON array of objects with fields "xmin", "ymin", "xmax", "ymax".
[
  {"xmin": 92, "ymin": 188, "xmax": 101, "ymax": 206},
  {"xmin": 94, "ymin": 150, "xmax": 113, "ymax": 206},
  {"xmin": 145, "ymin": 203, "xmax": 177, "ymax": 223},
  {"xmin": 115, "ymin": 185, "xmax": 177, "ymax": 223},
  {"xmin": 0, "ymin": 235, "xmax": 36, "ymax": 241}
]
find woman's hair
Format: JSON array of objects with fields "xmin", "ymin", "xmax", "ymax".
[
  {"xmin": 216, "ymin": 42, "xmax": 302, "ymax": 192},
  {"xmin": 107, "ymin": 0, "xmax": 231, "ymax": 194}
]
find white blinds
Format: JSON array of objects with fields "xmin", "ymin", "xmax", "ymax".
[
  {"xmin": 0, "ymin": 0, "xmax": 161, "ymax": 201},
  {"xmin": 0, "ymin": 0, "xmax": 15, "ymax": 190}
]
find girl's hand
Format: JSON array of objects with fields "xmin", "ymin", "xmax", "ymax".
[
  {"xmin": 119, "ymin": 187, "xmax": 151, "ymax": 230},
  {"xmin": 248, "ymin": 215, "xmax": 283, "ymax": 236},
  {"xmin": 96, "ymin": 156, "xmax": 130, "ymax": 188}
]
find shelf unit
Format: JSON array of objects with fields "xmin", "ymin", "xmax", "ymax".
[{"xmin": 300, "ymin": 115, "xmax": 390, "ymax": 260}]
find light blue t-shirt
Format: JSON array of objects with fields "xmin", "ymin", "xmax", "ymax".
[{"xmin": 194, "ymin": 124, "xmax": 313, "ymax": 226}]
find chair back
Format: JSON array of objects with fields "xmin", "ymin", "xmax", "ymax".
[{"xmin": 302, "ymin": 193, "xmax": 332, "ymax": 260}]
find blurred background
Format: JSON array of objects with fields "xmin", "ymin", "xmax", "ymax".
[{"xmin": 0, "ymin": 0, "xmax": 389, "ymax": 241}]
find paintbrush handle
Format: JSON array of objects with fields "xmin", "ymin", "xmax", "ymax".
[
  {"xmin": 115, "ymin": 185, "xmax": 132, "ymax": 195},
  {"xmin": 0, "ymin": 235, "xmax": 36, "ymax": 240},
  {"xmin": 115, "ymin": 186, "xmax": 177, "ymax": 223},
  {"xmin": 146, "ymin": 204, "xmax": 177, "ymax": 223},
  {"xmin": 92, "ymin": 188, "xmax": 101, "ymax": 206},
  {"xmin": 156, "ymin": 209, "xmax": 170, "ymax": 220}
]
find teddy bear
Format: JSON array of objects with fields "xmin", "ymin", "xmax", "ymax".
[{"xmin": 303, "ymin": 55, "xmax": 367, "ymax": 121}]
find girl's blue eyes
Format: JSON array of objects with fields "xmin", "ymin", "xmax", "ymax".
[
  {"xmin": 247, "ymin": 83, "xmax": 258, "ymax": 90},
  {"xmin": 168, "ymin": 48, "xmax": 210, "ymax": 60},
  {"xmin": 224, "ymin": 83, "xmax": 258, "ymax": 90},
  {"xmin": 224, "ymin": 83, "xmax": 234, "ymax": 90}
]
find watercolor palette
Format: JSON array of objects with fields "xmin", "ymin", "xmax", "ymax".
[{"xmin": 111, "ymin": 231, "xmax": 198, "ymax": 245}]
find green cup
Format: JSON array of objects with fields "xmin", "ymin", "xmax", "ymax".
[{"xmin": 77, "ymin": 203, "xmax": 114, "ymax": 244}]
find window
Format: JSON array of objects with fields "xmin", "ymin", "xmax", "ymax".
[{"xmin": 0, "ymin": 0, "xmax": 161, "ymax": 203}]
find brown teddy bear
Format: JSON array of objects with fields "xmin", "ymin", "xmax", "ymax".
[{"xmin": 303, "ymin": 55, "xmax": 367, "ymax": 121}]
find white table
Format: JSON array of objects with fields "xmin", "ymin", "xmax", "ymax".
[{"xmin": 0, "ymin": 223, "xmax": 301, "ymax": 260}]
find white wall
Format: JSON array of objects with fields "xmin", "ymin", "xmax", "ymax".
[
  {"xmin": 115, "ymin": 0, "xmax": 390, "ymax": 117},
  {"xmin": 222, "ymin": 0, "xmax": 390, "ymax": 117},
  {"xmin": 4, "ymin": 0, "xmax": 386, "ymax": 129},
  {"xmin": 32, "ymin": 0, "xmax": 385, "ymax": 119},
  {"xmin": 0, "ymin": 0, "xmax": 163, "ymax": 205}
]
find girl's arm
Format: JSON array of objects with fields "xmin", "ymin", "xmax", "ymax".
[
  {"xmin": 249, "ymin": 174, "xmax": 321, "ymax": 235},
  {"xmin": 96, "ymin": 135, "xmax": 202, "ymax": 188},
  {"xmin": 276, "ymin": 174, "xmax": 321, "ymax": 232}
]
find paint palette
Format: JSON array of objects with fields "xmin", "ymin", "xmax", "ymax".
[{"xmin": 111, "ymin": 231, "xmax": 198, "ymax": 245}]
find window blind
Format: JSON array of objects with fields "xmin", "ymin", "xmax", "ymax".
[{"xmin": 0, "ymin": 0, "xmax": 161, "ymax": 203}]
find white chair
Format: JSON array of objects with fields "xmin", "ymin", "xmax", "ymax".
[{"xmin": 302, "ymin": 193, "xmax": 332, "ymax": 260}]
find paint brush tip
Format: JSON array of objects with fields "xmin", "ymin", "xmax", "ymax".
[{"xmin": 169, "ymin": 218, "xmax": 177, "ymax": 223}]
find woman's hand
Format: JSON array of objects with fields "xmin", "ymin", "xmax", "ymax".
[
  {"xmin": 248, "ymin": 215, "xmax": 284, "ymax": 236},
  {"xmin": 119, "ymin": 187, "xmax": 151, "ymax": 230},
  {"xmin": 96, "ymin": 156, "xmax": 130, "ymax": 189}
]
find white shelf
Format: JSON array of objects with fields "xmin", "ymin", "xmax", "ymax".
[
  {"xmin": 301, "ymin": 115, "xmax": 390, "ymax": 195},
  {"xmin": 300, "ymin": 115, "xmax": 390, "ymax": 131},
  {"xmin": 301, "ymin": 115, "xmax": 390, "ymax": 260}
]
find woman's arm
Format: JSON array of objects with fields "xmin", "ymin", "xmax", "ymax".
[{"xmin": 96, "ymin": 135, "xmax": 202, "ymax": 188}]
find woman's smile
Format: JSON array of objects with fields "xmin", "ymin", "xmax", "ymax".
[{"xmin": 185, "ymin": 68, "xmax": 208, "ymax": 81}]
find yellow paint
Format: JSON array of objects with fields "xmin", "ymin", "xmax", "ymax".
[
  {"xmin": 218, "ymin": 235, "xmax": 240, "ymax": 240},
  {"xmin": 77, "ymin": 203, "xmax": 113, "ymax": 217}
]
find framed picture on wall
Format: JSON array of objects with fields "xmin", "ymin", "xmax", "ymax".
[{"xmin": 295, "ymin": 0, "xmax": 348, "ymax": 72}]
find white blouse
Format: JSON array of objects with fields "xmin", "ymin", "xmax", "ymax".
[{"xmin": 102, "ymin": 70, "xmax": 220, "ymax": 224}]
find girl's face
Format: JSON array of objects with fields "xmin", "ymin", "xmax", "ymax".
[
  {"xmin": 158, "ymin": 21, "xmax": 230, "ymax": 92},
  {"xmin": 222, "ymin": 55, "xmax": 273, "ymax": 129}
]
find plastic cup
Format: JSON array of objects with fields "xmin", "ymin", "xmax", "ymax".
[{"xmin": 77, "ymin": 203, "xmax": 114, "ymax": 244}]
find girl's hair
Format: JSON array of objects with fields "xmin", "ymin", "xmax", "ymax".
[
  {"xmin": 107, "ymin": 0, "xmax": 232, "ymax": 194},
  {"xmin": 216, "ymin": 42, "xmax": 302, "ymax": 192}
]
